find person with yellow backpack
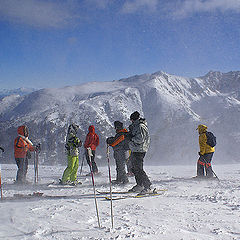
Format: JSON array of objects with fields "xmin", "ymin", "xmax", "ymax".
[{"xmin": 196, "ymin": 124, "xmax": 216, "ymax": 178}]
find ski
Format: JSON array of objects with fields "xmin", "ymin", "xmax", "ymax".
[
  {"xmin": 47, "ymin": 180, "xmax": 82, "ymax": 188},
  {"xmin": 104, "ymin": 191, "xmax": 164, "ymax": 201},
  {"xmin": 97, "ymin": 188, "xmax": 167, "ymax": 195},
  {"xmin": 85, "ymin": 172, "xmax": 102, "ymax": 177},
  {"xmin": 13, "ymin": 192, "xmax": 44, "ymax": 199},
  {"xmin": 4, "ymin": 192, "xmax": 106, "ymax": 201}
]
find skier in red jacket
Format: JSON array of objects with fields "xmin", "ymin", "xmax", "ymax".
[{"xmin": 84, "ymin": 125, "xmax": 99, "ymax": 174}]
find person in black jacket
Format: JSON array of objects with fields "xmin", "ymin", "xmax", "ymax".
[{"xmin": 106, "ymin": 121, "xmax": 129, "ymax": 185}]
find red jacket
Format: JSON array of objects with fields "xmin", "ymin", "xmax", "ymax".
[
  {"xmin": 84, "ymin": 125, "xmax": 99, "ymax": 150},
  {"xmin": 14, "ymin": 126, "xmax": 35, "ymax": 158}
]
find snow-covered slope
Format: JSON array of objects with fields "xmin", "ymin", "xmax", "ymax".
[
  {"xmin": 1, "ymin": 71, "xmax": 240, "ymax": 165},
  {"xmin": 0, "ymin": 163, "xmax": 239, "ymax": 240}
]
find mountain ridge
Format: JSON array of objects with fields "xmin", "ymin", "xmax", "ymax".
[{"xmin": 1, "ymin": 70, "xmax": 240, "ymax": 165}]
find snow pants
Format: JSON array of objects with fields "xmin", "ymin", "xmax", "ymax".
[
  {"xmin": 131, "ymin": 152, "xmax": 151, "ymax": 189},
  {"xmin": 85, "ymin": 149, "xmax": 98, "ymax": 173},
  {"xmin": 197, "ymin": 152, "xmax": 214, "ymax": 177},
  {"xmin": 113, "ymin": 150, "xmax": 128, "ymax": 183},
  {"xmin": 15, "ymin": 157, "xmax": 28, "ymax": 183},
  {"xmin": 62, "ymin": 155, "xmax": 79, "ymax": 182},
  {"xmin": 126, "ymin": 150, "xmax": 133, "ymax": 174}
]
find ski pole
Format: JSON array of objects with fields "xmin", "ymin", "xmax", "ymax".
[
  {"xmin": 0, "ymin": 165, "xmax": 3, "ymax": 200},
  {"xmin": 34, "ymin": 150, "xmax": 39, "ymax": 184},
  {"xmin": 79, "ymin": 152, "xmax": 85, "ymax": 176},
  {"xmin": 201, "ymin": 155, "xmax": 219, "ymax": 181},
  {"xmin": 34, "ymin": 151, "xmax": 38, "ymax": 184},
  {"xmin": 87, "ymin": 148, "xmax": 101, "ymax": 228},
  {"xmin": 34, "ymin": 144, "xmax": 41, "ymax": 184},
  {"xmin": 107, "ymin": 144, "xmax": 114, "ymax": 229}
]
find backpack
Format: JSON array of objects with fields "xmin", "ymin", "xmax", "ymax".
[{"xmin": 206, "ymin": 131, "xmax": 216, "ymax": 147}]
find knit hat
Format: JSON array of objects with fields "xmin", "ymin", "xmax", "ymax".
[
  {"xmin": 114, "ymin": 121, "xmax": 123, "ymax": 129},
  {"xmin": 130, "ymin": 111, "xmax": 140, "ymax": 121}
]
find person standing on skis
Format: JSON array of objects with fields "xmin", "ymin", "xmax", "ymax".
[
  {"xmin": 106, "ymin": 121, "xmax": 129, "ymax": 185},
  {"xmin": 14, "ymin": 125, "xmax": 36, "ymax": 184},
  {"xmin": 84, "ymin": 125, "xmax": 99, "ymax": 174},
  {"xmin": 196, "ymin": 124, "xmax": 215, "ymax": 178},
  {"xmin": 61, "ymin": 123, "xmax": 82, "ymax": 185},
  {"xmin": 128, "ymin": 111, "xmax": 152, "ymax": 194}
]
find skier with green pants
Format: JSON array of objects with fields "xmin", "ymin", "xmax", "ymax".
[{"xmin": 60, "ymin": 124, "xmax": 82, "ymax": 185}]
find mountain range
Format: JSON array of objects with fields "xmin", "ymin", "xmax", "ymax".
[{"xmin": 1, "ymin": 70, "xmax": 240, "ymax": 165}]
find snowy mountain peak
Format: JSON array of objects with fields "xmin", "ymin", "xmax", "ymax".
[
  {"xmin": 0, "ymin": 87, "xmax": 37, "ymax": 98},
  {"xmin": 1, "ymin": 70, "xmax": 240, "ymax": 165}
]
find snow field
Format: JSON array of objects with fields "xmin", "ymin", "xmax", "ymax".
[{"xmin": 0, "ymin": 164, "xmax": 239, "ymax": 240}]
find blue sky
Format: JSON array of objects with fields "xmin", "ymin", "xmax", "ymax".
[{"xmin": 0, "ymin": 0, "xmax": 240, "ymax": 89}]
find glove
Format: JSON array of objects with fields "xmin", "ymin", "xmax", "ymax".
[
  {"xmin": 87, "ymin": 147, "xmax": 93, "ymax": 157},
  {"xmin": 126, "ymin": 132, "xmax": 133, "ymax": 140},
  {"xmin": 35, "ymin": 143, "xmax": 41, "ymax": 152},
  {"xmin": 78, "ymin": 140, "xmax": 82, "ymax": 147},
  {"xmin": 26, "ymin": 150, "xmax": 32, "ymax": 159}
]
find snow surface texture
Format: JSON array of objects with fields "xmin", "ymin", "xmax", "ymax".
[
  {"xmin": 0, "ymin": 163, "xmax": 240, "ymax": 240},
  {"xmin": 1, "ymin": 70, "xmax": 240, "ymax": 164}
]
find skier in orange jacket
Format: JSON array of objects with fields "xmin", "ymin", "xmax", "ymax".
[{"xmin": 14, "ymin": 125, "xmax": 36, "ymax": 184}]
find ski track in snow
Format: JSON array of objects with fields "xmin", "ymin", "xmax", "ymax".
[{"xmin": 0, "ymin": 164, "xmax": 240, "ymax": 240}]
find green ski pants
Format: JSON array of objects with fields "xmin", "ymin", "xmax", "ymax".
[{"xmin": 62, "ymin": 155, "xmax": 79, "ymax": 182}]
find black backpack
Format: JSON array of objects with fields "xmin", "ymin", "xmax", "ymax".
[{"xmin": 206, "ymin": 131, "xmax": 216, "ymax": 147}]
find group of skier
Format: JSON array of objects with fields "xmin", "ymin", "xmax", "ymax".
[
  {"xmin": 1, "ymin": 111, "xmax": 216, "ymax": 194},
  {"xmin": 59, "ymin": 111, "xmax": 152, "ymax": 195}
]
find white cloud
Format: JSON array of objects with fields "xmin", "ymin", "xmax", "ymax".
[
  {"xmin": 122, "ymin": 0, "xmax": 159, "ymax": 14},
  {"xmin": 0, "ymin": 0, "xmax": 78, "ymax": 28},
  {"xmin": 173, "ymin": 0, "xmax": 240, "ymax": 18}
]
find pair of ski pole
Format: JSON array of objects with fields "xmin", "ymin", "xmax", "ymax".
[
  {"xmin": 0, "ymin": 148, "xmax": 4, "ymax": 200},
  {"xmin": 34, "ymin": 144, "xmax": 41, "ymax": 184},
  {"xmin": 0, "ymin": 166, "xmax": 3, "ymax": 200},
  {"xmin": 85, "ymin": 146, "xmax": 114, "ymax": 229}
]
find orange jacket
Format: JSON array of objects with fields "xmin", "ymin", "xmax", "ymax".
[
  {"xmin": 84, "ymin": 125, "xmax": 99, "ymax": 150},
  {"xmin": 14, "ymin": 126, "xmax": 35, "ymax": 158}
]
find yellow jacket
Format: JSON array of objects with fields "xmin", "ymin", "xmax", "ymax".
[{"xmin": 197, "ymin": 124, "xmax": 215, "ymax": 155}]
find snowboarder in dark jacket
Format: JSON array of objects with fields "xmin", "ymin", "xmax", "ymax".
[
  {"xmin": 128, "ymin": 111, "xmax": 151, "ymax": 194},
  {"xmin": 106, "ymin": 121, "xmax": 129, "ymax": 185}
]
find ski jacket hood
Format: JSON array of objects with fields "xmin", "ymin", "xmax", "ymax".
[
  {"xmin": 17, "ymin": 125, "xmax": 29, "ymax": 137},
  {"xmin": 197, "ymin": 124, "xmax": 207, "ymax": 134},
  {"xmin": 88, "ymin": 125, "xmax": 95, "ymax": 134}
]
